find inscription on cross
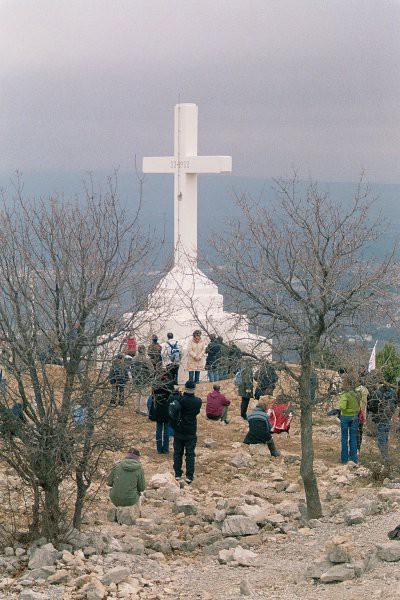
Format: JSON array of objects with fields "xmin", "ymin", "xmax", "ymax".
[{"xmin": 143, "ymin": 103, "xmax": 232, "ymax": 267}]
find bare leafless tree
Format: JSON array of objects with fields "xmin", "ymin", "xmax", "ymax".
[
  {"xmin": 0, "ymin": 173, "xmax": 166, "ymax": 540},
  {"xmin": 206, "ymin": 173, "xmax": 395, "ymax": 518}
]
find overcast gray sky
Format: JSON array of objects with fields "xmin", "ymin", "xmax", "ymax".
[{"xmin": 1, "ymin": 0, "xmax": 399, "ymax": 183}]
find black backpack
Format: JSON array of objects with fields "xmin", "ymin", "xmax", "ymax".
[{"xmin": 168, "ymin": 392, "xmax": 182, "ymax": 425}]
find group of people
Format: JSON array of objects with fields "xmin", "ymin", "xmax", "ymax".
[{"xmin": 333, "ymin": 367, "xmax": 399, "ymax": 465}]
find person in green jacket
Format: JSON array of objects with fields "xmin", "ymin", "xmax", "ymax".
[
  {"xmin": 107, "ymin": 448, "xmax": 146, "ymax": 507},
  {"xmin": 338, "ymin": 380, "xmax": 360, "ymax": 464}
]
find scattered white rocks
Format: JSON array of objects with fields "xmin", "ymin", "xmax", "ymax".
[
  {"xmin": 376, "ymin": 542, "xmax": 400, "ymax": 562},
  {"xmin": 28, "ymin": 543, "xmax": 59, "ymax": 570},
  {"xmin": 221, "ymin": 516, "xmax": 259, "ymax": 537},
  {"xmin": 219, "ymin": 545, "xmax": 258, "ymax": 566},
  {"xmin": 231, "ymin": 452, "xmax": 252, "ymax": 469}
]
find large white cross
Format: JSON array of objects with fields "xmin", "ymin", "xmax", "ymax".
[{"xmin": 143, "ymin": 103, "xmax": 232, "ymax": 267}]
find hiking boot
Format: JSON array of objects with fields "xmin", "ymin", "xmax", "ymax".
[
  {"xmin": 184, "ymin": 477, "xmax": 193, "ymax": 485},
  {"xmin": 267, "ymin": 439, "xmax": 281, "ymax": 457}
]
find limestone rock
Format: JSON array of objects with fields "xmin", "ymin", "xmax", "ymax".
[
  {"xmin": 116, "ymin": 504, "xmax": 140, "ymax": 525},
  {"xmin": 378, "ymin": 488, "xmax": 400, "ymax": 502},
  {"xmin": 326, "ymin": 534, "xmax": 355, "ymax": 564},
  {"xmin": 353, "ymin": 494, "xmax": 381, "ymax": 515},
  {"xmin": 81, "ymin": 578, "xmax": 107, "ymax": 600},
  {"xmin": 239, "ymin": 579, "xmax": 254, "ymax": 595},
  {"xmin": 306, "ymin": 559, "xmax": 333, "ymax": 579},
  {"xmin": 320, "ymin": 564, "xmax": 355, "ymax": 583},
  {"xmin": 25, "ymin": 566, "xmax": 56, "ymax": 581},
  {"xmin": 231, "ymin": 452, "xmax": 252, "ymax": 468},
  {"xmin": 275, "ymin": 481, "xmax": 289, "ymax": 492},
  {"xmin": 149, "ymin": 472, "xmax": 177, "ymax": 489},
  {"xmin": 47, "ymin": 569, "xmax": 70, "ymax": 585},
  {"xmin": 344, "ymin": 508, "xmax": 365, "ymax": 526},
  {"xmin": 102, "ymin": 566, "xmax": 130, "ymax": 585},
  {"xmin": 106, "ymin": 507, "xmax": 116, "ymax": 522},
  {"xmin": 173, "ymin": 498, "xmax": 198, "ymax": 515},
  {"xmin": 19, "ymin": 592, "xmax": 49, "ymax": 600},
  {"xmin": 236, "ymin": 504, "xmax": 270, "ymax": 524},
  {"xmin": 233, "ymin": 545, "xmax": 258, "ymax": 566},
  {"xmin": 28, "ymin": 543, "xmax": 59, "ymax": 569},
  {"xmin": 221, "ymin": 516, "xmax": 259, "ymax": 537},
  {"xmin": 204, "ymin": 437, "xmax": 217, "ymax": 448},
  {"xmin": 376, "ymin": 542, "xmax": 400, "ymax": 562}
]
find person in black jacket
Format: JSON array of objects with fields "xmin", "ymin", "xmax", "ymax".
[
  {"xmin": 243, "ymin": 402, "xmax": 280, "ymax": 457},
  {"xmin": 172, "ymin": 381, "xmax": 202, "ymax": 484},
  {"xmin": 205, "ymin": 334, "xmax": 221, "ymax": 382},
  {"xmin": 152, "ymin": 369, "xmax": 174, "ymax": 454}
]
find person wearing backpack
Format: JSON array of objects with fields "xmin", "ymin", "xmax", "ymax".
[
  {"xmin": 172, "ymin": 381, "xmax": 202, "ymax": 485},
  {"xmin": 243, "ymin": 401, "xmax": 281, "ymax": 456},
  {"xmin": 338, "ymin": 378, "xmax": 360, "ymax": 464},
  {"xmin": 152, "ymin": 369, "xmax": 174, "ymax": 454},
  {"xmin": 186, "ymin": 330, "xmax": 205, "ymax": 384},
  {"xmin": 162, "ymin": 332, "xmax": 182, "ymax": 385}
]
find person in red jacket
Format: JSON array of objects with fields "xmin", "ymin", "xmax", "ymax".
[{"xmin": 206, "ymin": 384, "xmax": 231, "ymax": 424}]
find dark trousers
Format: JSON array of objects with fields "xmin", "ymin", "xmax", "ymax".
[
  {"xmin": 241, "ymin": 398, "xmax": 250, "ymax": 420},
  {"xmin": 173, "ymin": 435, "xmax": 197, "ymax": 480},
  {"xmin": 156, "ymin": 421, "xmax": 170, "ymax": 453},
  {"xmin": 111, "ymin": 384, "xmax": 125, "ymax": 405},
  {"xmin": 167, "ymin": 364, "xmax": 179, "ymax": 385}
]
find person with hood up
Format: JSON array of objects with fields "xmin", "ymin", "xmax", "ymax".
[
  {"xmin": 206, "ymin": 384, "xmax": 231, "ymax": 423},
  {"xmin": 107, "ymin": 447, "xmax": 146, "ymax": 512}
]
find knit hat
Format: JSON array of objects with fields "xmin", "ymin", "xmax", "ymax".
[{"xmin": 184, "ymin": 381, "xmax": 196, "ymax": 394}]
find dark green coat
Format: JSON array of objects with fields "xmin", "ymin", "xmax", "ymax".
[
  {"xmin": 107, "ymin": 458, "xmax": 145, "ymax": 507},
  {"xmin": 238, "ymin": 365, "xmax": 254, "ymax": 399}
]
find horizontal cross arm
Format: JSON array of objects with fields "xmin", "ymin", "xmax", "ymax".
[{"xmin": 143, "ymin": 155, "xmax": 232, "ymax": 174}]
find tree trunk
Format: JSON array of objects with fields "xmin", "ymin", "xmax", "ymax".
[
  {"xmin": 73, "ymin": 469, "xmax": 88, "ymax": 530},
  {"xmin": 300, "ymin": 399, "xmax": 323, "ymax": 518},
  {"xmin": 298, "ymin": 350, "xmax": 323, "ymax": 520},
  {"xmin": 41, "ymin": 484, "xmax": 61, "ymax": 539}
]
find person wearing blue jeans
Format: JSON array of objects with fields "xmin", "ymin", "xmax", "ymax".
[
  {"xmin": 339, "ymin": 415, "xmax": 358, "ymax": 463},
  {"xmin": 338, "ymin": 385, "xmax": 360, "ymax": 464}
]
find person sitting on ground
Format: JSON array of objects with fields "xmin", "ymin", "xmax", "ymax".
[
  {"xmin": 107, "ymin": 447, "xmax": 146, "ymax": 510},
  {"xmin": 243, "ymin": 401, "xmax": 281, "ymax": 456},
  {"xmin": 206, "ymin": 384, "xmax": 231, "ymax": 424}
]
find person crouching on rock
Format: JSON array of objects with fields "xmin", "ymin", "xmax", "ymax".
[
  {"xmin": 107, "ymin": 447, "xmax": 146, "ymax": 515},
  {"xmin": 243, "ymin": 401, "xmax": 281, "ymax": 457}
]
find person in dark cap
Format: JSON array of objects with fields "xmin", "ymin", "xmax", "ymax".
[{"xmin": 172, "ymin": 380, "xmax": 202, "ymax": 485}]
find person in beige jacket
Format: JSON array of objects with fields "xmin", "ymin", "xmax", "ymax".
[{"xmin": 186, "ymin": 330, "xmax": 205, "ymax": 384}]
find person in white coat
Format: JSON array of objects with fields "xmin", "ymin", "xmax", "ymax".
[{"xmin": 186, "ymin": 330, "xmax": 205, "ymax": 384}]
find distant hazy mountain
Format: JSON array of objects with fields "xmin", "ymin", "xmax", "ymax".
[{"xmin": 0, "ymin": 170, "xmax": 398, "ymax": 258}]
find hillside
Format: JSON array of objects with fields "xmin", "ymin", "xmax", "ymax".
[{"xmin": 1, "ymin": 377, "xmax": 400, "ymax": 599}]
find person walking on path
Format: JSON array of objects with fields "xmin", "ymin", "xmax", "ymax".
[
  {"xmin": 206, "ymin": 384, "xmax": 231, "ymax": 423},
  {"xmin": 338, "ymin": 379, "xmax": 360, "ymax": 464},
  {"xmin": 369, "ymin": 381, "xmax": 397, "ymax": 461},
  {"xmin": 186, "ymin": 330, "xmax": 205, "ymax": 384},
  {"xmin": 243, "ymin": 401, "xmax": 281, "ymax": 456},
  {"xmin": 237, "ymin": 358, "xmax": 254, "ymax": 420},
  {"xmin": 152, "ymin": 369, "xmax": 175, "ymax": 454},
  {"xmin": 109, "ymin": 354, "xmax": 129, "ymax": 406},
  {"xmin": 172, "ymin": 381, "xmax": 202, "ymax": 485},
  {"xmin": 162, "ymin": 332, "xmax": 182, "ymax": 385},
  {"xmin": 205, "ymin": 334, "xmax": 221, "ymax": 382}
]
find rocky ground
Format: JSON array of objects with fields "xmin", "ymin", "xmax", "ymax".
[{"xmin": 1, "ymin": 379, "xmax": 400, "ymax": 600}]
